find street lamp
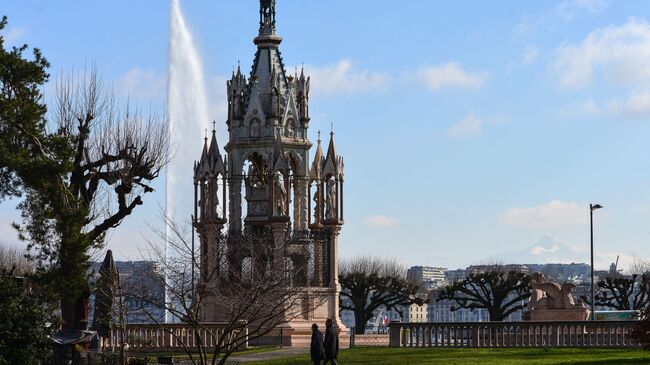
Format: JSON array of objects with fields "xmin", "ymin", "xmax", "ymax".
[{"xmin": 590, "ymin": 203, "xmax": 603, "ymax": 320}]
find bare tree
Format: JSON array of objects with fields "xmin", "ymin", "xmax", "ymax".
[
  {"xmin": 9, "ymin": 69, "xmax": 169, "ymax": 328},
  {"xmin": 0, "ymin": 242, "xmax": 34, "ymax": 275},
  {"xmin": 339, "ymin": 256, "xmax": 427, "ymax": 334},
  {"xmin": 126, "ymin": 214, "xmax": 316, "ymax": 365},
  {"xmin": 629, "ymin": 257, "xmax": 650, "ymax": 276},
  {"xmin": 438, "ymin": 265, "xmax": 531, "ymax": 322},
  {"xmin": 596, "ymin": 274, "xmax": 650, "ymax": 310}
]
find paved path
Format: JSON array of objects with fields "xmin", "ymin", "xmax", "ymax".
[{"xmin": 234, "ymin": 347, "xmax": 308, "ymax": 362}]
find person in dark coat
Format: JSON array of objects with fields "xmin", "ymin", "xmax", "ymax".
[
  {"xmin": 323, "ymin": 318, "xmax": 339, "ymax": 365},
  {"xmin": 310, "ymin": 323, "xmax": 325, "ymax": 365}
]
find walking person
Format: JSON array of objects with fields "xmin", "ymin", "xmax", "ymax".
[
  {"xmin": 323, "ymin": 318, "xmax": 339, "ymax": 365},
  {"xmin": 310, "ymin": 323, "xmax": 325, "ymax": 365}
]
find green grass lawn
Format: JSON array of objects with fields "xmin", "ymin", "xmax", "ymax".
[
  {"xmin": 246, "ymin": 347, "xmax": 650, "ymax": 365},
  {"xmin": 133, "ymin": 345, "xmax": 280, "ymax": 360}
]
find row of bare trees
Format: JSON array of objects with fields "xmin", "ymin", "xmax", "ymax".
[{"xmin": 339, "ymin": 258, "xmax": 650, "ymax": 334}]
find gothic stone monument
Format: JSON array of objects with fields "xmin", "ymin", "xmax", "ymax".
[
  {"xmin": 192, "ymin": 0, "xmax": 347, "ymax": 346},
  {"xmin": 524, "ymin": 272, "xmax": 590, "ymax": 321}
]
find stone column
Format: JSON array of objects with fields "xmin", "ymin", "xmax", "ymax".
[
  {"xmin": 293, "ymin": 177, "xmax": 309, "ymax": 232},
  {"xmin": 326, "ymin": 226, "xmax": 346, "ymax": 330},
  {"xmin": 228, "ymin": 177, "xmax": 242, "ymax": 232},
  {"xmin": 270, "ymin": 221, "xmax": 289, "ymax": 275},
  {"xmin": 195, "ymin": 219, "xmax": 226, "ymax": 322}
]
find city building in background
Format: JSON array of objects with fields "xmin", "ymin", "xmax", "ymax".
[{"xmin": 88, "ymin": 261, "xmax": 165, "ymax": 325}]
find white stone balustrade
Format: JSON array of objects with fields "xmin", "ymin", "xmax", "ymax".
[
  {"xmin": 388, "ymin": 321, "xmax": 640, "ymax": 348},
  {"xmin": 104, "ymin": 323, "xmax": 248, "ymax": 352}
]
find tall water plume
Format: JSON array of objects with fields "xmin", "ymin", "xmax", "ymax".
[{"xmin": 166, "ymin": 0, "xmax": 209, "ymax": 321}]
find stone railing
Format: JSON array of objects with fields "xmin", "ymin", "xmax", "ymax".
[
  {"xmin": 104, "ymin": 323, "xmax": 248, "ymax": 352},
  {"xmin": 349, "ymin": 332, "xmax": 390, "ymax": 347},
  {"xmin": 388, "ymin": 321, "xmax": 640, "ymax": 348}
]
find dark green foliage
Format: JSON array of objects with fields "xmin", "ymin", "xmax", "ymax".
[
  {"xmin": 0, "ymin": 15, "xmax": 51, "ymax": 201},
  {"xmin": 438, "ymin": 268, "xmax": 531, "ymax": 321},
  {"xmin": 339, "ymin": 257, "xmax": 427, "ymax": 334},
  {"xmin": 0, "ymin": 274, "xmax": 56, "ymax": 365}
]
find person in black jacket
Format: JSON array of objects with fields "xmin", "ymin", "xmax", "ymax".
[
  {"xmin": 310, "ymin": 323, "xmax": 325, "ymax": 365},
  {"xmin": 323, "ymin": 318, "xmax": 339, "ymax": 364}
]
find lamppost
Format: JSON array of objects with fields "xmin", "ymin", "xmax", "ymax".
[{"xmin": 590, "ymin": 203, "xmax": 603, "ymax": 320}]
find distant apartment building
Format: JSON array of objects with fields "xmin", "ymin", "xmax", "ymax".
[
  {"xmin": 89, "ymin": 260, "xmax": 165, "ymax": 325},
  {"xmin": 405, "ymin": 303, "xmax": 429, "ymax": 323},
  {"xmin": 428, "ymin": 289, "xmax": 523, "ymax": 322},
  {"xmin": 445, "ymin": 269, "xmax": 467, "ymax": 283},
  {"xmin": 467, "ymin": 264, "xmax": 530, "ymax": 274},
  {"xmin": 407, "ymin": 266, "xmax": 447, "ymax": 284}
]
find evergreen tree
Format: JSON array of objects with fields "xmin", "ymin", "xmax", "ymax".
[{"xmin": 0, "ymin": 274, "xmax": 56, "ymax": 365}]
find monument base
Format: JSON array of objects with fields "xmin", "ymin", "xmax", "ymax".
[
  {"xmin": 525, "ymin": 307, "xmax": 590, "ymax": 321},
  {"xmin": 250, "ymin": 287, "xmax": 349, "ymax": 348}
]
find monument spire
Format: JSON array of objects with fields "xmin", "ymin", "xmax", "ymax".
[
  {"xmin": 254, "ymin": 0, "xmax": 282, "ymax": 47},
  {"xmin": 259, "ymin": 0, "xmax": 276, "ymax": 35}
]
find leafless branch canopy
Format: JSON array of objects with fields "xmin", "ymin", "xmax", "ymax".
[
  {"xmin": 17, "ymin": 69, "xmax": 169, "ymax": 270},
  {"xmin": 129, "ymin": 214, "xmax": 318, "ymax": 365},
  {"xmin": 339, "ymin": 256, "xmax": 426, "ymax": 334},
  {"xmin": 54, "ymin": 70, "xmax": 170, "ymax": 242},
  {"xmin": 0, "ymin": 243, "xmax": 34, "ymax": 276}
]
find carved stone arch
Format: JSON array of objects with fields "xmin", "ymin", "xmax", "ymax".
[
  {"xmin": 245, "ymin": 150, "xmax": 270, "ymax": 176},
  {"xmin": 243, "ymin": 150, "xmax": 271, "ymax": 224},
  {"xmin": 284, "ymin": 151, "xmax": 304, "ymax": 176}
]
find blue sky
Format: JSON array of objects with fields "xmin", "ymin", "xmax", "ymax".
[{"xmin": 2, "ymin": 0, "xmax": 650, "ymax": 270}]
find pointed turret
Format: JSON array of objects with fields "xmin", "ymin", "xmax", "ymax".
[
  {"xmin": 296, "ymin": 65, "xmax": 310, "ymax": 120},
  {"xmin": 194, "ymin": 132, "xmax": 210, "ymax": 182},
  {"xmin": 309, "ymin": 131, "xmax": 324, "ymax": 181},
  {"xmin": 207, "ymin": 125, "xmax": 226, "ymax": 176},
  {"xmin": 194, "ymin": 125, "xmax": 227, "ymax": 224},
  {"xmin": 322, "ymin": 128, "xmax": 343, "ymax": 177},
  {"xmin": 227, "ymin": 63, "xmax": 247, "ymax": 122}
]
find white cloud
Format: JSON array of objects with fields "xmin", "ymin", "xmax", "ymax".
[
  {"xmin": 448, "ymin": 112, "xmax": 482, "ymax": 137},
  {"xmin": 569, "ymin": 91, "xmax": 650, "ymax": 118},
  {"xmin": 3, "ymin": 27, "xmax": 27, "ymax": 45},
  {"xmin": 365, "ymin": 215, "xmax": 399, "ymax": 228},
  {"xmin": 500, "ymin": 200, "xmax": 587, "ymax": 229},
  {"xmin": 607, "ymin": 91, "xmax": 650, "ymax": 117},
  {"xmin": 553, "ymin": 18, "xmax": 650, "ymax": 89},
  {"xmin": 523, "ymin": 45, "xmax": 539, "ymax": 65},
  {"xmin": 555, "ymin": 0, "xmax": 608, "ymax": 21},
  {"xmin": 302, "ymin": 59, "xmax": 388, "ymax": 95},
  {"xmin": 115, "ymin": 67, "xmax": 166, "ymax": 100},
  {"xmin": 414, "ymin": 62, "xmax": 488, "ymax": 91}
]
